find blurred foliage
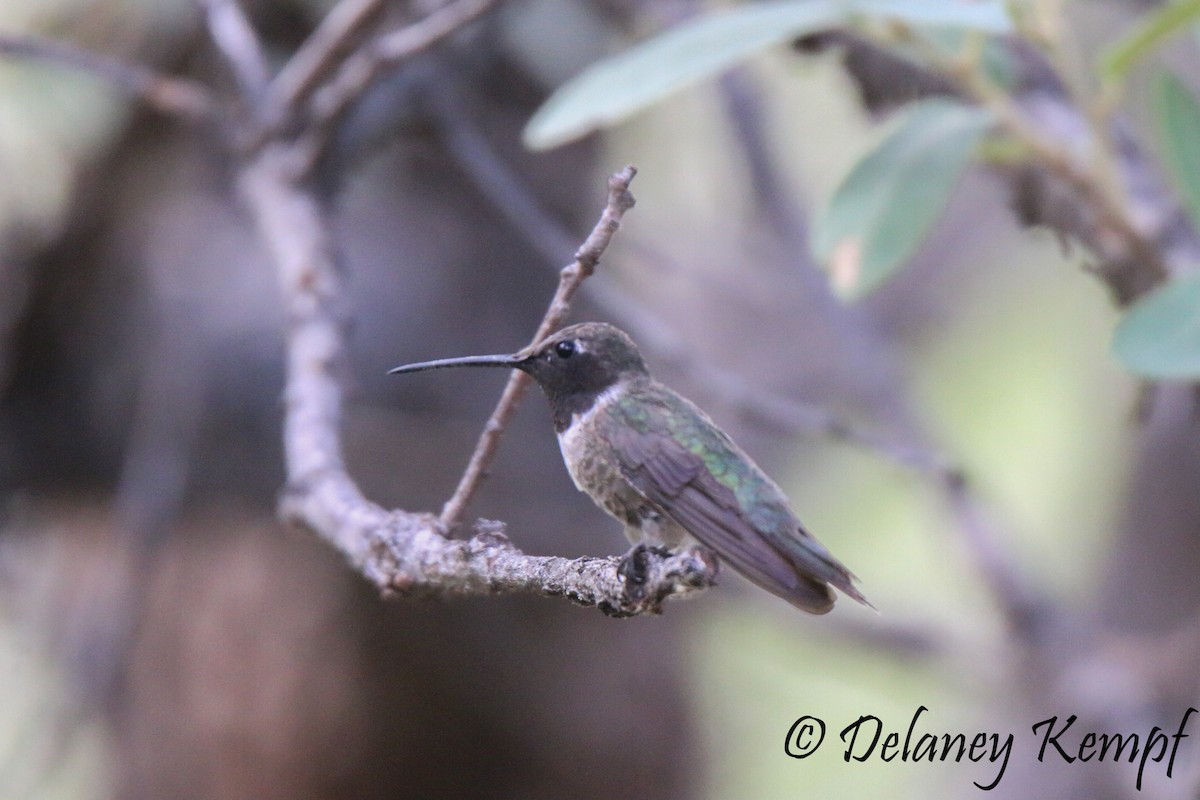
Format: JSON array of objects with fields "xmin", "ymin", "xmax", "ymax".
[
  {"xmin": 0, "ymin": 534, "xmax": 111, "ymax": 800},
  {"xmin": 585, "ymin": 4, "xmax": 1147, "ymax": 797},
  {"xmin": 1156, "ymin": 72, "xmax": 1200, "ymax": 232},
  {"xmin": 812, "ymin": 99, "xmax": 994, "ymax": 298},
  {"xmin": 0, "ymin": 2, "xmax": 189, "ymax": 796},
  {"xmin": 0, "ymin": 624, "xmax": 111, "ymax": 799},
  {"xmin": 528, "ymin": 0, "xmax": 1200, "ymax": 377},
  {"xmin": 0, "ymin": 0, "xmax": 189, "ymax": 251},
  {"xmin": 1101, "ymin": 0, "xmax": 1200, "ymax": 81},
  {"xmin": 1113, "ymin": 273, "xmax": 1200, "ymax": 379},
  {"xmin": 2, "ymin": 1, "xmax": 1199, "ymax": 799},
  {"xmin": 0, "ymin": 61, "xmax": 125, "ymax": 247},
  {"xmin": 523, "ymin": 0, "xmax": 1010, "ymax": 150}
]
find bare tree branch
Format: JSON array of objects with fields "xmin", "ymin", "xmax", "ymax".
[
  {"xmin": 423, "ymin": 67, "xmax": 1049, "ymax": 639},
  {"xmin": 241, "ymin": 151, "xmax": 711, "ymax": 613},
  {"xmin": 0, "ymin": 2, "xmax": 714, "ymax": 616},
  {"xmin": 0, "ymin": 32, "xmax": 216, "ymax": 120},
  {"xmin": 267, "ymin": 0, "xmax": 389, "ymax": 124},
  {"xmin": 426, "ymin": 78, "xmax": 956, "ymax": 475},
  {"xmin": 195, "ymin": 0, "xmax": 271, "ymax": 101},
  {"xmin": 437, "ymin": 165, "xmax": 638, "ymax": 531},
  {"xmin": 0, "ymin": 8, "xmax": 1048, "ymax": 628},
  {"xmin": 301, "ymin": 0, "xmax": 496, "ymax": 160}
]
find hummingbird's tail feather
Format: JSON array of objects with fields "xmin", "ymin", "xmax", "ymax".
[
  {"xmin": 780, "ymin": 574, "xmax": 837, "ymax": 615},
  {"xmin": 650, "ymin": 481, "xmax": 846, "ymax": 613},
  {"xmin": 713, "ymin": 545, "xmax": 838, "ymax": 614},
  {"xmin": 615, "ymin": 419, "xmax": 871, "ymax": 614},
  {"xmin": 782, "ymin": 527, "xmax": 874, "ymax": 611}
]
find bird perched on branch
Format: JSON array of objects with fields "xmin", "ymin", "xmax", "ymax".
[{"xmin": 390, "ymin": 322, "xmax": 869, "ymax": 614}]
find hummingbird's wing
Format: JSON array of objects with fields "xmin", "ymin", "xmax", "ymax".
[{"xmin": 609, "ymin": 387, "xmax": 865, "ymax": 614}]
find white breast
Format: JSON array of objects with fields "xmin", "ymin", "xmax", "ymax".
[{"xmin": 556, "ymin": 383, "xmax": 622, "ymax": 492}]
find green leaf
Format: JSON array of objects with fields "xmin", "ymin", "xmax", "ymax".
[
  {"xmin": 1102, "ymin": 0, "xmax": 1200, "ymax": 82},
  {"xmin": 1156, "ymin": 72, "xmax": 1200, "ymax": 231},
  {"xmin": 1112, "ymin": 274, "xmax": 1200, "ymax": 378},
  {"xmin": 811, "ymin": 98, "xmax": 993, "ymax": 298},
  {"xmin": 523, "ymin": 0, "xmax": 1011, "ymax": 150},
  {"xmin": 524, "ymin": 2, "xmax": 839, "ymax": 150}
]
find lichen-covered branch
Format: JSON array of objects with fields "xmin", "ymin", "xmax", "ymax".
[
  {"xmin": 0, "ymin": 0, "xmax": 714, "ymax": 616},
  {"xmin": 242, "ymin": 149, "xmax": 712, "ymax": 613}
]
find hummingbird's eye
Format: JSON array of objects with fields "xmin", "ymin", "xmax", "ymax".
[{"xmin": 555, "ymin": 340, "xmax": 576, "ymax": 359}]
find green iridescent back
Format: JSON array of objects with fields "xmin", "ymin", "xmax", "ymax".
[{"xmin": 608, "ymin": 379, "xmax": 797, "ymax": 536}]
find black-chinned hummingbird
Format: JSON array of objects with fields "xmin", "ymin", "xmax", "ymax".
[{"xmin": 389, "ymin": 322, "xmax": 869, "ymax": 614}]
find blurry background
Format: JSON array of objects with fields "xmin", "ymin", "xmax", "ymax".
[{"xmin": 0, "ymin": 1, "xmax": 1196, "ymax": 799}]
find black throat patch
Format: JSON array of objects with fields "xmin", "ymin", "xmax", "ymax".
[{"xmin": 549, "ymin": 389, "xmax": 605, "ymax": 433}]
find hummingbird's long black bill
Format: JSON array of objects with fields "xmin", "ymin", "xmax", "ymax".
[{"xmin": 387, "ymin": 353, "xmax": 525, "ymax": 375}]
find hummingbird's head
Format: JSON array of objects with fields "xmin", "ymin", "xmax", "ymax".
[
  {"xmin": 389, "ymin": 322, "xmax": 649, "ymax": 429},
  {"xmin": 513, "ymin": 322, "xmax": 648, "ymax": 401}
]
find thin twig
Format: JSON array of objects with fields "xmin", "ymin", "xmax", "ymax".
[
  {"xmin": 0, "ymin": 0, "xmax": 712, "ymax": 624},
  {"xmin": 267, "ymin": 0, "xmax": 388, "ymax": 124},
  {"xmin": 0, "ymin": 32, "xmax": 216, "ymax": 120},
  {"xmin": 940, "ymin": 468, "xmax": 1048, "ymax": 638},
  {"xmin": 709, "ymin": 66, "xmax": 1049, "ymax": 631},
  {"xmin": 717, "ymin": 67, "xmax": 810, "ymax": 253},
  {"xmin": 196, "ymin": 0, "xmax": 270, "ymax": 101},
  {"xmin": 429, "ymin": 84, "xmax": 956, "ymax": 475},
  {"xmin": 241, "ymin": 150, "xmax": 710, "ymax": 612},
  {"xmin": 201, "ymin": 0, "xmax": 700, "ymax": 612},
  {"xmin": 429, "ymin": 61, "xmax": 1047, "ymax": 632},
  {"xmin": 301, "ymin": 0, "xmax": 496, "ymax": 162},
  {"xmin": 437, "ymin": 166, "xmax": 638, "ymax": 530}
]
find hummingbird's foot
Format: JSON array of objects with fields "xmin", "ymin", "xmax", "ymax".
[{"xmin": 617, "ymin": 543, "xmax": 672, "ymax": 600}]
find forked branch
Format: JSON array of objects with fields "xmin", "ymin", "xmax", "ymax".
[{"xmin": 240, "ymin": 150, "xmax": 713, "ymax": 615}]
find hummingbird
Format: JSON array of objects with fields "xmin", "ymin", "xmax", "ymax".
[{"xmin": 389, "ymin": 322, "xmax": 868, "ymax": 614}]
